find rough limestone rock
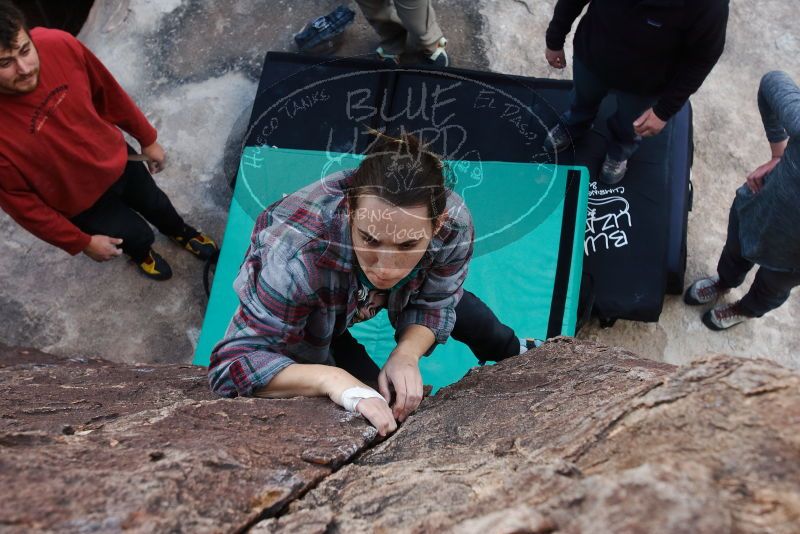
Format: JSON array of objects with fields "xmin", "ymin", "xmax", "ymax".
[
  {"xmin": 3, "ymin": 340, "xmax": 799, "ymax": 533},
  {"xmin": 254, "ymin": 338, "xmax": 800, "ymax": 533},
  {"xmin": 0, "ymin": 345, "xmax": 377, "ymax": 533}
]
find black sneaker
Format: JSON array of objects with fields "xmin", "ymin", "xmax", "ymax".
[
  {"xmin": 137, "ymin": 250, "xmax": 172, "ymax": 281},
  {"xmin": 173, "ymin": 232, "xmax": 218, "ymax": 261},
  {"xmin": 545, "ymin": 124, "xmax": 573, "ymax": 153},
  {"xmin": 600, "ymin": 155, "xmax": 628, "ymax": 185},
  {"xmin": 524, "ymin": 338, "xmax": 544, "ymax": 352},
  {"xmin": 376, "ymin": 46, "xmax": 400, "ymax": 66}
]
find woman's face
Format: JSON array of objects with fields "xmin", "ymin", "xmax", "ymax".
[{"xmin": 350, "ymin": 195, "xmax": 437, "ymax": 289}]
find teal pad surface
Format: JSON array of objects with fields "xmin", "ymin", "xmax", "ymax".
[{"xmin": 195, "ymin": 146, "xmax": 588, "ymax": 391}]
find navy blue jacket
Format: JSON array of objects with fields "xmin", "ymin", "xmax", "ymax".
[{"xmin": 546, "ymin": 0, "xmax": 729, "ymax": 120}]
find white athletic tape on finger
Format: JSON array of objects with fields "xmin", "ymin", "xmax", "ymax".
[{"xmin": 340, "ymin": 387, "xmax": 387, "ymax": 412}]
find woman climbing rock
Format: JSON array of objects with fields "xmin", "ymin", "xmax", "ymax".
[{"xmin": 208, "ymin": 133, "xmax": 538, "ymax": 435}]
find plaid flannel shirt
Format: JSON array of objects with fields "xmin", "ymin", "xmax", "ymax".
[{"xmin": 209, "ymin": 171, "xmax": 474, "ymax": 397}]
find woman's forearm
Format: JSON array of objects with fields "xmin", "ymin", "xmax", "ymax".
[
  {"xmin": 253, "ymin": 363, "xmax": 368, "ymax": 403},
  {"xmin": 394, "ymin": 324, "xmax": 436, "ymax": 359}
]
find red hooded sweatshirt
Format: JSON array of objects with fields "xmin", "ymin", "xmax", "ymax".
[{"xmin": 0, "ymin": 28, "xmax": 157, "ymax": 255}]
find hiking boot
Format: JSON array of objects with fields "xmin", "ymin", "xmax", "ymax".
[
  {"xmin": 545, "ymin": 124, "xmax": 573, "ymax": 153},
  {"xmin": 137, "ymin": 250, "xmax": 172, "ymax": 281},
  {"xmin": 173, "ymin": 232, "xmax": 218, "ymax": 261},
  {"xmin": 600, "ymin": 155, "xmax": 628, "ymax": 185},
  {"xmin": 684, "ymin": 275, "xmax": 726, "ymax": 306},
  {"xmin": 702, "ymin": 302, "xmax": 751, "ymax": 331},
  {"xmin": 424, "ymin": 37, "xmax": 449, "ymax": 67},
  {"xmin": 376, "ymin": 46, "xmax": 400, "ymax": 66}
]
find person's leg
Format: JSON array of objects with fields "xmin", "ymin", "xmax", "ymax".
[
  {"xmin": 605, "ymin": 92, "xmax": 659, "ymax": 162},
  {"xmin": 330, "ymin": 329, "xmax": 381, "ymax": 388},
  {"xmin": 738, "ymin": 267, "xmax": 800, "ymax": 317},
  {"xmin": 450, "ymin": 291, "xmax": 521, "ymax": 363},
  {"xmin": 116, "ymin": 157, "xmax": 196, "ymax": 241},
  {"xmin": 354, "ymin": 0, "xmax": 407, "ymax": 55},
  {"xmin": 717, "ymin": 203, "xmax": 754, "ymax": 290},
  {"xmin": 703, "ymin": 265, "xmax": 800, "ymax": 330},
  {"xmin": 560, "ymin": 57, "xmax": 611, "ymax": 140},
  {"xmin": 686, "ymin": 201, "xmax": 753, "ymax": 305},
  {"xmin": 71, "ymin": 182, "xmax": 155, "ymax": 263},
  {"xmin": 393, "ymin": 0, "xmax": 444, "ymax": 55}
]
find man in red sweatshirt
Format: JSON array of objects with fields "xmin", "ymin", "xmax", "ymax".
[{"xmin": 0, "ymin": 1, "xmax": 216, "ymax": 281}]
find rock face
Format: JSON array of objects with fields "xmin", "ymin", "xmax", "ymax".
[
  {"xmin": 3, "ymin": 340, "xmax": 799, "ymax": 533},
  {"xmin": 0, "ymin": 345, "xmax": 378, "ymax": 533},
  {"xmin": 256, "ymin": 339, "xmax": 800, "ymax": 533}
]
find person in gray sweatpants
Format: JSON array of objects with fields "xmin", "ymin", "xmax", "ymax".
[
  {"xmin": 684, "ymin": 71, "xmax": 800, "ymax": 330},
  {"xmin": 354, "ymin": 0, "xmax": 448, "ymax": 66}
]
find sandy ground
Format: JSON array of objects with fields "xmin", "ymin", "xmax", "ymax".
[{"xmin": 0, "ymin": 0, "xmax": 796, "ymax": 369}]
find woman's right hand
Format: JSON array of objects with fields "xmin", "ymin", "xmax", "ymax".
[
  {"xmin": 322, "ymin": 368, "xmax": 398, "ymax": 437},
  {"xmin": 355, "ymin": 397, "xmax": 397, "ymax": 437}
]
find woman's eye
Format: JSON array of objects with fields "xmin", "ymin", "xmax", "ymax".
[
  {"xmin": 361, "ymin": 234, "xmax": 378, "ymax": 245},
  {"xmin": 399, "ymin": 242, "xmax": 417, "ymax": 250}
]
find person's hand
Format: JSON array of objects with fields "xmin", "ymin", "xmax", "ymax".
[
  {"xmin": 141, "ymin": 142, "xmax": 167, "ymax": 174},
  {"xmin": 545, "ymin": 48, "xmax": 567, "ymax": 69},
  {"xmin": 355, "ymin": 397, "xmax": 397, "ymax": 437},
  {"xmin": 378, "ymin": 350, "xmax": 423, "ymax": 423},
  {"xmin": 633, "ymin": 108, "xmax": 667, "ymax": 137},
  {"xmin": 746, "ymin": 157, "xmax": 780, "ymax": 194},
  {"xmin": 83, "ymin": 235, "xmax": 123, "ymax": 262},
  {"xmin": 321, "ymin": 368, "xmax": 397, "ymax": 436}
]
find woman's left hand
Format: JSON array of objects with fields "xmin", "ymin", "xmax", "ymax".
[
  {"xmin": 378, "ymin": 350, "xmax": 423, "ymax": 423},
  {"xmin": 746, "ymin": 157, "xmax": 780, "ymax": 194}
]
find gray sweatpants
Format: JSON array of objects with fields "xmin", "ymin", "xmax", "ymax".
[{"xmin": 355, "ymin": 0, "xmax": 443, "ymax": 55}]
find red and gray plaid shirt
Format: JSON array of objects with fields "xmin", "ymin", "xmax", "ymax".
[{"xmin": 209, "ymin": 171, "xmax": 474, "ymax": 397}]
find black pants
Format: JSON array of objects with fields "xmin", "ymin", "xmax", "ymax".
[
  {"xmin": 717, "ymin": 203, "xmax": 800, "ymax": 317},
  {"xmin": 562, "ymin": 57, "xmax": 658, "ymax": 162},
  {"xmin": 331, "ymin": 290, "xmax": 520, "ymax": 385},
  {"xmin": 71, "ymin": 148, "xmax": 194, "ymax": 263}
]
